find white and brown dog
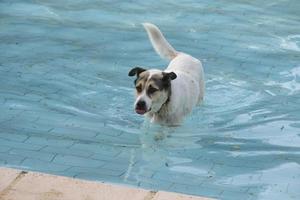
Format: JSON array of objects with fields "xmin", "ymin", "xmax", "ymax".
[{"xmin": 129, "ymin": 23, "xmax": 205, "ymax": 125}]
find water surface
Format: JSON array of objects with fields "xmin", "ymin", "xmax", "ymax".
[{"xmin": 0, "ymin": 0, "xmax": 300, "ymax": 199}]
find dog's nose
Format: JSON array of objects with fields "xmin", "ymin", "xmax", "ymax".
[
  {"xmin": 136, "ymin": 100, "xmax": 146, "ymax": 109},
  {"xmin": 135, "ymin": 100, "xmax": 147, "ymax": 115}
]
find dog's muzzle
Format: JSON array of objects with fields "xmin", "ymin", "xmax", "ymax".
[{"xmin": 135, "ymin": 100, "xmax": 149, "ymax": 115}]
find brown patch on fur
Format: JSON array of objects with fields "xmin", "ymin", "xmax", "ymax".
[
  {"xmin": 135, "ymin": 71, "xmax": 150, "ymax": 93},
  {"xmin": 148, "ymin": 73, "xmax": 165, "ymax": 91},
  {"xmin": 135, "ymin": 72, "xmax": 172, "ymax": 98}
]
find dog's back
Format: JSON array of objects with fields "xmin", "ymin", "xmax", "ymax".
[
  {"xmin": 143, "ymin": 23, "xmax": 205, "ymax": 106},
  {"xmin": 167, "ymin": 53, "xmax": 205, "ymax": 104}
]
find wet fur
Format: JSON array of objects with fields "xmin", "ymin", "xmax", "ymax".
[{"xmin": 129, "ymin": 23, "xmax": 205, "ymax": 125}]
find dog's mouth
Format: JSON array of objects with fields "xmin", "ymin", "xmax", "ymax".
[{"xmin": 135, "ymin": 107, "xmax": 151, "ymax": 115}]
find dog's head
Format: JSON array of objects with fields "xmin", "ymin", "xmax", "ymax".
[{"xmin": 128, "ymin": 67, "xmax": 177, "ymax": 115}]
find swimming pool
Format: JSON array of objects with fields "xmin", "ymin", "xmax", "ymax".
[{"xmin": 0, "ymin": 0, "xmax": 299, "ymax": 199}]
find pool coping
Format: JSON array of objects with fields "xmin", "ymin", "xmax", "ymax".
[{"xmin": 0, "ymin": 167, "xmax": 214, "ymax": 200}]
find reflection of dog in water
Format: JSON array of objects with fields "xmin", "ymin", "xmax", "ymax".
[{"xmin": 129, "ymin": 23, "xmax": 205, "ymax": 126}]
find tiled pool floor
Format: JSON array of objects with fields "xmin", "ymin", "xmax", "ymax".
[{"xmin": 1, "ymin": 0, "xmax": 300, "ymax": 200}]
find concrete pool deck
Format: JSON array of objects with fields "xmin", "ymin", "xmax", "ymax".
[{"xmin": 0, "ymin": 167, "xmax": 213, "ymax": 200}]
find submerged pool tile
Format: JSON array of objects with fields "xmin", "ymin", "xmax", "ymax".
[
  {"xmin": 0, "ymin": 160, "xmax": 6, "ymax": 165},
  {"xmin": 169, "ymin": 183, "xmax": 221, "ymax": 199},
  {"xmin": 53, "ymin": 170, "xmax": 80, "ymax": 178},
  {"xmin": 94, "ymin": 133, "xmax": 138, "ymax": 145},
  {"xmin": 49, "ymin": 126, "xmax": 99, "ymax": 139},
  {"xmin": 25, "ymin": 136, "xmax": 75, "ymax": 148},
  {"xmin": 90, "ymin": 150, "xmax": 134, "ymax": 166},
  {"xmin": 219, "ymin": 157, "xmax": 262, "ymax": 168},
  {"xmin": 138, "ymin": 179, "xmax": 173, "ymax": 191},
  {"xmin": 0, "ymin": 145, "xmax": 11, "ymax": 153},
  {"xmin": 212, "ymin": 164, "xmax": 262, "ymax": 178},
  {"xmin": 99, "ymin": 150, "xmax": 140, "ymax": 170},
  {"xmin": 101, "ymin": 162, "xmax": 131, "ymax": 172},
  {"xmin": 152, "ymin": 170, "xmax": 205, "ymax": 186},
  {"xmin": 75, "ymin": 172, "xmax": 124, "ymax": 183},
  {"xmin": 0, "ymin": 152, "xmax": 25, "ymax": 166},
  {"xmin": 0, "ymin": 132, "xmax": 28, "ymax": 142},
  {"xmin": 41, "ymin": 146, "xmax": 93, "ymax": 157},
  {"xmin": 219, "ymin": 190, "xmax": 254, "ymax": 200},
  {"xmin": 94, "ymin": 125, "xmax": 124, "ymax": 137},
  {"xmin": 67, "ymin": 166, "xmax": 125, "ymax": 177},
  {"xmin": 0, "ymin": 138, "xmax": 44, "ymax": 151},
  {"xmin": 9, "ymin": 148, "xmax": 55, "ymax": 162},
  {"xmin": 71, "ymin": 143, "xmax": 121, "ymax": 157},
  {"xmin": 127, "ymin": 165, "xmax": 157, "ymax": 178},
  {"xmin": 21, "ymin": 158, "xmax": 70, "ymax": 173},
  {"xmin": 125, "ymin": 173, "xmax": 173, "ymax": 190},
  {"xmin": 53, "ymin": 155, "xmax": 106, "ymax": 168},
  {"xmin": 90, "ymin": 152, "xmax": 123, "ymax": 161}
]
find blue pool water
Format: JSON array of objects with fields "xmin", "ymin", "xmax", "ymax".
[{"xmin": 1, "ymin": 0, "xmax": 300, "ymax": 199}]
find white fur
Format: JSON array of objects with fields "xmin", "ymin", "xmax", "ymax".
[
  {"xmin": 134, "ymin": 69, "xmax": 169, "ymax": 113},
  {"xmin": 141, "ymin": 23, "xmax": 205, "ymax": 125}
]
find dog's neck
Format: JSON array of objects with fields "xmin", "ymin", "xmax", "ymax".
[
  {"xmin": 148, "ymin": 86, "xmax": 172, "ymax": 122},
  {"xmin": 159, "ymin": 83, "xmax": 172, "ymax": 112}
]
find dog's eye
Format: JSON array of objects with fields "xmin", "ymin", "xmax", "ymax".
[
  {"xmin": 136, "ymin": 85, "xmax": 142, "ymax": 93},
  {"xmin": 148, "ymin": 86, "xmax": 158, "ymax": 94}
]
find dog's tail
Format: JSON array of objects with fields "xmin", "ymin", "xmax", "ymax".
[{"xmin": 143, "ymin": 23, "xmax": 178, "ymax": 61}]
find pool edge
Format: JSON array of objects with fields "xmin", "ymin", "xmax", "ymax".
[{"xmin": 0, "ymin": 167, "xmax": 214, "ymax": 200}]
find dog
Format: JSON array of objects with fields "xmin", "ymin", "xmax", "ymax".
[{"xmin": 128, "ymin": 23, "xmax": 205, "ymax": 125}]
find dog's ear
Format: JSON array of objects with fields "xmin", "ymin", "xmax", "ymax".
[
  {"xmin": 128, "ymin": 67, "xmax": 146, "ymax": 77},
  {"xmin": 162, "ymin": 72, "xmax": 177, "ymax": 81}
]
